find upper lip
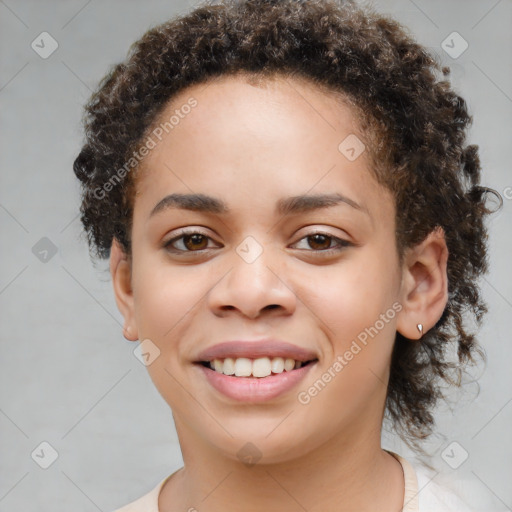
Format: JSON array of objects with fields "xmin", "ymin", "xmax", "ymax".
[{"xmin": 194, "ymin": 339, "xmax": 318, "ymax": 363}]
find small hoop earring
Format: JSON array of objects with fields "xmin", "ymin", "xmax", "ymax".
[{"xmin": 417, "ymin": 323, "xmax": 423, "ymax": 338}]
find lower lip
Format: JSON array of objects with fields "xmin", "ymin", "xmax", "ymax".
[{"xmin": 195, "ymin": 362, "xmax": 317, "ymax": 402}]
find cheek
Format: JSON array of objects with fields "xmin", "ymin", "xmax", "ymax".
[
  {"xmin": 132, "ymin": 261, "xmax": 202, "ymax": 344},
  {"xmin": 299, "ymin": 258, "xmax": 394, "ymax": 332},
  {"xmin": 130, "ymin": 263, "xmax": 204, "ymax": 403},
  {"xmin": 295, "ymin": 266, "xmax": 398, "ymax": 427},
  {"xmin": 295, "ymin": 252, "xmax": 399, "ymax": 377}
]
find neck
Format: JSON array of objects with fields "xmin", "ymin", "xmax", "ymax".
[{"xmin": 160, "ymin": 420, "xmax": 404, "ymax": 512}]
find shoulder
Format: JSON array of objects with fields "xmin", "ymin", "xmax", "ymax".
[
  {"xmin": 413, "ymin": 462, "xmax": 508, "ymax": 512},
  {"xmin": 110, "ymin": 475, "xmax": 170, "ymax": 512},
  {"xmin": 388, "ymin": 449, "xmax": 508, "ymax": 512},
  {"xmin": 415, "ymin": 465, "xmax": 473, "ymax": 512}
]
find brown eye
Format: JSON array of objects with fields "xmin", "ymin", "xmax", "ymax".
[
  {"xmin": 306, "ymin": 233, "xmax": 332, "ymax": 250},
  {"xmin": 164, "ymin": 231, "xmax": 215, "ymax": 253},
  {"xmin": 182, "ymin": 233, "xmax": 208, "ymax": 251},
  {"xmin": 291, "ymin": 231, "xmax": 353, "ymax": 255}
]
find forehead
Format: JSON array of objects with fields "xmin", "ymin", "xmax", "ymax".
[{"xmin": 132, "ymin": 74, "xmax": 392, "ymax": 225}]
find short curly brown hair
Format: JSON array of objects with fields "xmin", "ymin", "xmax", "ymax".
[{"xmin": 73, "ymin": 0, "xmax": 502, "ymax": 456}]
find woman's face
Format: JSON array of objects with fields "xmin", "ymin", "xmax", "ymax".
[{"xmin": 114, "ymin": 74, "xmax": 406, "ymax": 463}]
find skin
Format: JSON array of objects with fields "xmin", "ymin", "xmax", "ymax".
[{"xmin": 110, "ymin": 74, "xmax": 449, "ymax": 512}]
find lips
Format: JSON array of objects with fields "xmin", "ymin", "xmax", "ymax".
[
  {"xmin": 192, "ymin": 339, "xmax": 319, "ymax": 402},
  {"xmin": 194, "ymin": 339, "xmax": 319, "ymax": 363},
  {"xmin": 196, "ymin": 360, "xmax": 316, "ymax": 402}
]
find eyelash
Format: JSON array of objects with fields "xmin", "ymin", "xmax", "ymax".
[{"xmin": 163, "ymin": 229, "xmax": 353, "ymax": 256}]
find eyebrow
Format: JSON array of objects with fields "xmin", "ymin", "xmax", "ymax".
[{"xmin": 149, "ymin": 192, "xmax": 369, "ymax": 218}]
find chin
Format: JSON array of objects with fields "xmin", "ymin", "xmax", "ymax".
[{"xmin": 206, "ymin": 428, "xmax": 316, "ymax": 466}]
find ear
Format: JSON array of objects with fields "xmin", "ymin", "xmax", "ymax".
[
  {"xmin": 396, "ymin": 227, "xmax": 449, "ymax": 340},
  {"xmin": 110, "ymin": 238, "xmax": 139, "ymax": 342}
]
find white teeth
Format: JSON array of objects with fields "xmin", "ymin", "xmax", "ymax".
[
  {"xmin": 252, "ymin": 357, "xmax": 272, "ymax": 378},
  {"xmin": 234, "ymin": 357, "xmax": 252, "ymax": 377},
  {"xmin": 284, "ymin": 358, "xmax": 296, "ymax": 371},
  {"xmin": 222, "ymin": 357, "xmax": 235, "ymax": 375},
  {"xmin": 207, "ymin": 356, "xmax": 307, "ymax": 377},
  {"xmin": 271, "ymin": 357, "xmax": 285, "ymax": 373}
]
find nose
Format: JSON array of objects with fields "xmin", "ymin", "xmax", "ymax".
[{"xmin": 207, "ymin": 246, "xmax": 297, "ymax": 320}]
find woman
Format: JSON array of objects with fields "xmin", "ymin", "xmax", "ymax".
[{"xmin": 73, "ymin": 0, "xmax": 502, "ymax": 510}]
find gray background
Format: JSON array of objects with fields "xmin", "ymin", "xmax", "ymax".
[{"xmin": 1, "ymin": 0, "xmax": 511, "ymax": 510}]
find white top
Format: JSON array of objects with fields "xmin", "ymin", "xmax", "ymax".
[{"xmin": 112, "ymin": 450, "xmax": 506, "ymax": 511}]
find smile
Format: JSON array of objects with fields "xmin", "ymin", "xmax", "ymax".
[
  {"xmin": 194, "ymin": 358, "xmax": 318, "ymax": 402},
  {"xmin": 199, "ymin": 356, "xmax": 318, "ymax": 378}
]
